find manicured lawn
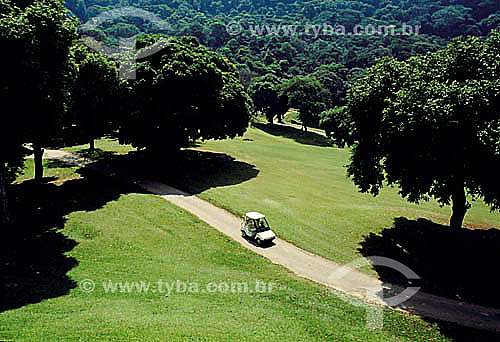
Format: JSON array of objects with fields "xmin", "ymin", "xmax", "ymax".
[
  {"xmin": 1, "ymin": 169, "xmax": 461, "ymax": 341},
  {"xmin": 104, "ymin": 125, "xmax": 498, "ymax": 307},
  {"xmin": 282, "ymin": 109, "xmax": 326, "ymax": 135},
  {"xmin": 19, "ymin": 128, "xmax": 500, "ymax": 307},
  {"xmin": 62, "ymin": 138, "xmax": 136, "ymax": 156},
  {"xmin": 190, "ymin": 127, "xmax": 500, "ymax": 266},
  {"xmin": 17, "ymin": 138, "xmax": 135, "ymax": 184},
  {"xmin": 16, "ymin": 159, "xmax": 80, "ymax": 184}
]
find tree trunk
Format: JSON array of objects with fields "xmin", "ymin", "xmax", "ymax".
[
  {"xmin": 0, "ymin": 165, "xmax": 10, "ymax": 226},
  {"xmin": 266, "ymin": 114, "xmax": 274, "ymax": 125},
  {"xmin": 450, "ymin": 185, "xmax": 467, "ymax": 229},
  {"xmin": 89, "ymin": 139, "xmax": 95, "ymax": 152},
  {"xmin": 33, "ymin": 144, "xmax": 44, "ymax": 181}
]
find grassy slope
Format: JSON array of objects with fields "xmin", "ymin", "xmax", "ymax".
[
  {"xmin": 62, "ymin": 138, "xmax": 136, "ymax": 155},
  {"xmin": 18, "ymin": 138, "xmax": 135, "ymax": 183},
  {"xmin": 1, "ymin": 166, "xmax": 457, "ymax": 341},
  {"xmin": 282, "ymin": 109, "xmax": 325, "ymax": 135},
  {"xmin": 191, "ymin": 128, "xmax": 500, "ymax": 265}
]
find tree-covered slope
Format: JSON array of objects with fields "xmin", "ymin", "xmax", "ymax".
[{"xmin": 68, "ymin": 0, "xmax": 499, "ymax": 79}]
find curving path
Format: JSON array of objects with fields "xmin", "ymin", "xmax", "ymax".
[
  {"xmin": 39, "ymin": 149, "xmax": 500, "ymax": 333},
  {"xmin": 136, "ymin": 179, "xmax": 500, "ymax": 333}
]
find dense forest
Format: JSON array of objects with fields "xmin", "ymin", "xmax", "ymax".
[{"xmin": 68, "ymin": 0, "xmax": 500, "ymax": 80}]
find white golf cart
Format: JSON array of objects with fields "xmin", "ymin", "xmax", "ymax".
[{"xmin": 241, "ymin": 212, "xmax": 276, "ymax": 245}]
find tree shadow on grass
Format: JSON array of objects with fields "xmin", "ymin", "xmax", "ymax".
[
  {"xmin": 71, "ymin": 147, "xmax": 118, "ymax": 162},
  {"xmin": 1, "ymin": 148, "xmax": 256, "ymax": 313},
  {"xmin": 105, "ymin": 149, "xmax": 260, "ymax": 195},
  {"xmin": 0, "ymin": 171, "xmax": 146, "ymax": 313},
  {"xmin": 423, "ymin": 319, "xmax": 500, "ymax": 342},
  {"xmin": 253, "ymin": 122, "xmax": 333, "ymax": 147},
  {"xmin": 44, "ymin": 159, "xmax": 77, "ymax": 169},
  {"xmin": 359, "ymin": 217, "xmax": 500, "ymax": 309}
]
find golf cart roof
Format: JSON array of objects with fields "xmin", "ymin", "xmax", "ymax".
[{"xmin": 245, "ymin": 212, "xmax": 265, "ymax": 220}]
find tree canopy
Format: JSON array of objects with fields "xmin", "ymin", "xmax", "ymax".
[
  {"xmin": 12, "ymin": 0, "xmax": 77, "ymax": 180},
  {"xmin": 311, "ymin": 63, "xmax": 348, "ymax": 107},
  {"xmin": 117, "ymin": 35, "xmax": 251, "ymax": 152},
  {"xmin": 319, "ymin": 106, "xmax": 352, "ymax": 146},
  {"xmin": 66, "ymin": 0, "xmax": 500, "ymax": 81},
  {"xmin": 280, "ymin": 76, "xmax": 331, "ymax": 130},
  {"xmin": 247, "ymin": 73, "xmax": 287, "ymax": 124},
  {"xmin": 345, "ymin": 30, "xmax": 500, "ymax": 229},
  {"xmin": 70, "ymin": 42, "xmax": 120, "ymax": 151},
  {"xmin": 1, "ymin": 0, "xmax": 76, "ymax": 225}
]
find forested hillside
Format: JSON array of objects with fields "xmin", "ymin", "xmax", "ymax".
[{"xmin": 67, "ymin": 0, "xmax": 500, "ymax": 79}]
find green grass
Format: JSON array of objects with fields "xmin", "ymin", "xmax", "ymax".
[
  {"xmin": 190, "ymin": 128, "xmax": 500, "ymax": 266},
  {"xmin": 16, "ymin": 138, "xmax": 135, "ymax": 184},
  {"xmin": 62, "ymin": 138, "xmax": 136, "ymax": 156},
  {"xmin": 283, "ymin": 109, "xmax": 301, "ymax": 124},
  {"xmin": 16, "ymin": 159, "xmax": 80, "ymax": 184},
  {"xmin": 282, "ymin": 109, "xmax": 327, "ymax": 135},
  {"xmin": 104, "ymin": 126, "xmax": 499, "ymax": 307},
  {"xmin": 1, "ymin": 169, "xmax": 466, "ymax": 341}
]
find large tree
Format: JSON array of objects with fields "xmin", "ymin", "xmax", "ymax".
[
  {"xmin": 311, "ymin": 63, "xmax": 348, "ymax": 107},
  {"xmin": 346, "ymin": 31, "xmax": 500, "ymax": 229},
  {"xmin": 280, "ymin": 76, "xmax": 331, "ymax": 131},
  {"xmin": 319, "ymin": 106, "xmax": 352, "ymax": 146},
  {"xmin": 70, "ymin": 43, "xmax": 120, "ymax": 151},
  {"xmin": 1, "ymin": 0, "xmax": 76, "ymax": 225},
  {"xmin": 118, "ymin": 35, "xmax": 251, "ymax": 152},
  {"xmin": 0, "ymin": 0, "xmax": 33, "ymax": 224},
  {"xmin": 20, "ymin": 0, "xmax": 76, "ymax": 180},
  {"xmin": 247, "ymin": 74, "xmax": 287, "ymax": 124}
]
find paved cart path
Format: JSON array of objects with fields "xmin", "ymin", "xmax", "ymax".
[
  {"xmin": 39, "ymin": 149, "xmax": 500, "ymax": 333},
  {"xmin": 136, "ymin": 179, "xmax": 500, "ymax": 333}
]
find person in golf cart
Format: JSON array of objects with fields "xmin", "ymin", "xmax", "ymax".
[
  {"xmin": 241, "ymin": 212, "xmax": 276, "ymax": 244},
  {"xmin": 257, "ymin": 218, "xmax": 270, "ymax": 232}
]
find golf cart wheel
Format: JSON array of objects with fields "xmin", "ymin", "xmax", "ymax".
[{"xmin": 241, "ymin": 230, "xmax": 246, "ymax": 238}]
